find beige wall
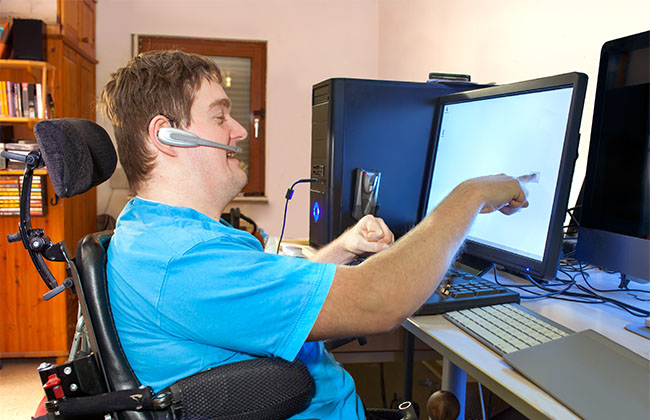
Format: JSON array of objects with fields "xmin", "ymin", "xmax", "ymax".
[
  {"xmin": 95, "ymin": 0, "xmax": 380, "ymax": 238},
  {"xmin": 96, "ymin": 0, "xmax": 648, "ymax": 239},
  {"xmin": 377, "ymin": 0, "xmax": 650, "ymax": 214}
]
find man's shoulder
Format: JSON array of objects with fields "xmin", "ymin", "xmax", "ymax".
[{"xmin": 111, "ymin": 198, "xmax": 260, "ymax": 257}]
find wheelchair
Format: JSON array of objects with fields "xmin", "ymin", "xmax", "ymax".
[{"xmin": 2, "ymin": 118, "xmax": 416, "ymax": 420}]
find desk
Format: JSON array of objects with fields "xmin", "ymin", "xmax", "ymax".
[{"xmin": 402, "ymin": 270, "xmax": 650, "ymax": 420}]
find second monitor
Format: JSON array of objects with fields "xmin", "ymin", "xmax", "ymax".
[{"xmin": 420, "ymin": 72, "xmax": 588, "ymax": 280}]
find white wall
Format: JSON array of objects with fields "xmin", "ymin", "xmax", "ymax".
[
  {"xmin": 377, "ymin": 0, "xmax": 650, "ymax": 212},
  {"xmin": 95, "ymin": 0, "xmax": 380, "ymax": 238},
  {"xmin": 7, "ymin": 0, "xmax": 648, "ymax": 238}
]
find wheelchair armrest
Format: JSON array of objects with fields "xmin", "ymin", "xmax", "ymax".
[{"xmin": 324, "ymin": 336, "xmax": 368, "ymax": 352}]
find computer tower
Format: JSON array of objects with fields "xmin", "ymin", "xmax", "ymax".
[{"xmin": 309, "ymin": 78, "xmax": 485, "ymax": 248}]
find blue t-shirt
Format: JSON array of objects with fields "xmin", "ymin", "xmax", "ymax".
[{"xmin": 107, "ymin": 197, "xmax": 365, "ymax": 419}]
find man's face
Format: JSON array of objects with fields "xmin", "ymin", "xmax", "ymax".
[{"xmin": 184, "ymin": 79, "xmax": 248, "ymax": 199}]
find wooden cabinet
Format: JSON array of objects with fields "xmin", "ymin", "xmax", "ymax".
[
  {"xmin": 59, "ymin": 0, "xmax": 96, "ymax": 59},
  {"xmin": 0, "ymin": 5, "xmax": 96, "ymax": 360},
  {"xmin": 47, "ymin": 33, "xmax": 97, "ymax": 121},
  {"xmin": 0, "ymin": 170, "xmax": 96, "ymax": 358}
]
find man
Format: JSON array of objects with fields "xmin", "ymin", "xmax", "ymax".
[{"xmin": 100, "ymin": 50, "xmax": 532, "ymax": 419}]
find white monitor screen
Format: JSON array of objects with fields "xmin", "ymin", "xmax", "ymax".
[{"xmin": 424, "ymin": 86, "xmax": 574, "ymax": 262}]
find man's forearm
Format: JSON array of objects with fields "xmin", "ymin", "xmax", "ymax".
[
  {"xmin": 347, "ymin": 182, "xmax": 484, "ymax": 328},
  {"xmin": 309, "ymin": 235, "xmax": 356, "ymax": 265},
  {"xmin": 309, "ymin": 175, "xmax": 529, "ymax": 340}
]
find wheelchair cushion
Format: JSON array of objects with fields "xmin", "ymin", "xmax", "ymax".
[{"xmin": 168, "ymin": 357, "xmax": 313, "ymax": 420}]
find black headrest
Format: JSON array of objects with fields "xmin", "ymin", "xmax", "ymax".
[{"xmin": 34, "ymin": 118, "xmax": 117, "ymax": 198}]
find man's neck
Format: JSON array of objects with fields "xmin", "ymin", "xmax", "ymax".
[{"xmin": 137, "ymin": 184, "xmax": 228, "ymax": 221}]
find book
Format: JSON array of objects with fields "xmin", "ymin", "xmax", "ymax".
[
  {"xmin": 46, "ymin": 93, "xmax": 56, "ymax": 119},
  {"xmin": 0, "ymin": 81, "xmax": 7, "ymax": 116},
  {"xmin": 0, "ymin": 21, "xmax": 11, "ymax": 59},
  {"xmin": 7, "ymin": 82, "xmax": 15, "ymax": 117},
  {"xmin": 4, "ymin": 140, "xmax": 39, "ymax": 151},
  {"xmin": 15, "ymin": 81, "xmax": 23, "ymax": 117},
  {"xmin": 0, "ymin": 174, "xmax": 46, "ymax": 216},
  {"xmin": 35, "ymin": 83, "xmax": 43, "ymax": 118},
  {"xmin": 27, "ymin": 83, "xmax": 36, "ymax": 118},
  {"xmin": 21, "ymin": 83, "xmax": 29, "ymax": 117}
]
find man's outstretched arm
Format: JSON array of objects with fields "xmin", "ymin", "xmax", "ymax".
[{"xmin": 309, "ymin": 174, "xmax": 534, "ymax": 341}]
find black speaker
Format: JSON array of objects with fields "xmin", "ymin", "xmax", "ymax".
[{"xmin": 12, "ymin": 19, "xmax": 47, "ymax": 61}]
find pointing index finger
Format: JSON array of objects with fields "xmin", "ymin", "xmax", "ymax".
[{"xmin": 518, "ymin": 172, "xmax": 540, "ymax": 185}]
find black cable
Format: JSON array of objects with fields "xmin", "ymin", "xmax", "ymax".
[
  {"xmin": 277, "ymin": 178, "xmax": 320, "ymax": 254},
  {"xmin": 578, "ymin": 269, "xmax": 650, "ymax": 294}
]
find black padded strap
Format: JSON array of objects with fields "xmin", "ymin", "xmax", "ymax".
[{"xmin": 53, "ymin": 388, "xmax": 156, "ymax": 417}]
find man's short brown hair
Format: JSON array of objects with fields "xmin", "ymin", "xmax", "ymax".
[{"xmin": 99, "ymin": 50, "xmax": 222, "ymax": 193}]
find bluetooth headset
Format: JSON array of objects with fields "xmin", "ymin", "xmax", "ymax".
[{"xmin": 157, "ymin": 127, "xmax": 243, "ymax": 154}]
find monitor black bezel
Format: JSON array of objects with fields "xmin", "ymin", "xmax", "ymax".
[
  {"xmin": 419, "ymin": 72, "xmax": 588, "ymax": 280},
  {"xmin": 576, "ymin": 30, "xmax": 650, "ymax": 281}
]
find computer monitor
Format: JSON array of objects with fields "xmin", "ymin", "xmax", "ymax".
[
  {"xmin": 420, "ymin": 73, "xmax": 588, "ymax": 280},
  {"xmin": 576, "ymin": 31, "xmax": 650, "ymax": 284}
]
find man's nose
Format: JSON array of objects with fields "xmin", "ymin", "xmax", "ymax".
[{"xmin": 230, "ymin": 119, "xmax": 248, "ymax": 141}]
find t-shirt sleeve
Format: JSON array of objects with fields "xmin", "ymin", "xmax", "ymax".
[{"xmin": 156, "ymin": 237, "xmax": 336, "ymax": 362}]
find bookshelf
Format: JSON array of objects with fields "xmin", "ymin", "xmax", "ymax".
[{"xmin": 0, "ymin": 60, "xmax": 56, "ymax": 130}]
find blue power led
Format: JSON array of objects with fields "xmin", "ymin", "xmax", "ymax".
[
  {"xmin": 525, "ymin": 267, "xmax": 531, "ymax": 272},
  {"xmin": 312, "ymin": 201, "xmax": 321, "ymax": 223}
]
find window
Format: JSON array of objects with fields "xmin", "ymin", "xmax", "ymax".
[{"xmin": 136, "ymin": 35, "xmax": 267, "ymax": 196}]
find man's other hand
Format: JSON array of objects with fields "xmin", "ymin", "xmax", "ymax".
[{"xmin": 342, "ymin": 214, "xmax": 394, "ymax": 255}]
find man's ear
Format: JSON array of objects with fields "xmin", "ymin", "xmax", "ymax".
[{"xmin": 148, "ymin": 114, "xmax": 178, "ymax": 157}]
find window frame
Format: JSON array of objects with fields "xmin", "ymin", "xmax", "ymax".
[{"xmin": 137, "ymin": 35, "xmax": 267, "ymax": 196}]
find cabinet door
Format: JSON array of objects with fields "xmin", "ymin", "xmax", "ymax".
[
  {"xmin": 79, "ymin": 0, "xmax": 96, "ymax": 58},
  {"xmin": 80, "ymin": 57, "xmax": 95, "ymax": 121},
  {"xmin": 61, "ymin": 46, "xmax": 81, "ymax": 118},
  {"xmin": 59, "ymin": 0, "xmax": 80, "ymax": 47}
]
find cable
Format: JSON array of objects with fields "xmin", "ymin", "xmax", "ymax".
[{"xmin": 277, "ymin": 178, "xmax": 320, "ymax": 254}]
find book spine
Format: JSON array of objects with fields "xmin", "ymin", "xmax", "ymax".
[
  {"xmin": 35, "ymin": 83, "xmax": 43, "ymax": 119},
  {"xmin": 7, "ymin": 82, "xmax": 14, "ymax": 117},
  {"xmin": 46, "ymin": 93, "xmax": 56, "ymax": 119},
  {"xmin": 0, "ymin": 81, "xmax": 7, "ymax": 116},
  {"xmin": 15, "ymin": 82, "xmax": 22, "ymax": 117},
  {"xmin": 27, "ymin": 83, "xmax": 36, "ymax": 118},
  {"xmin": 21, "ymin": 83, "xmax": 29, "ymax": 118}
]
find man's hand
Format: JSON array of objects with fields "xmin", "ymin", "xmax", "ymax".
[
  {"xmin": 310, "ymin": 214, "xmax": 394, "ymax": 265},
  {"xmin": 462, "ymin": 173, "xmax": 538, "ymax": 215},
  {"xmin": 341, "ymin": 214, "xmax": 394, "ymax": 255}
]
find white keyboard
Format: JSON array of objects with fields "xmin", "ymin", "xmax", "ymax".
[{"xmin": 444, "ymin": 303, "xmax": 574, "ymax": 355}]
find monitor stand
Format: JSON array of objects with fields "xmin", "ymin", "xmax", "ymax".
[
  {"xmin": 625, "ymin": 318, "xmax": 650, "ymax": 340},
  {"xmin": 455, "ymin": 252, "xmax": 494, "ymax": 277}
]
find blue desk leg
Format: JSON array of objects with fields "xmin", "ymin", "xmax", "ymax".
[{"xmin": 441, "ymin": 358, "xmax": 466, "ymax": 420}]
